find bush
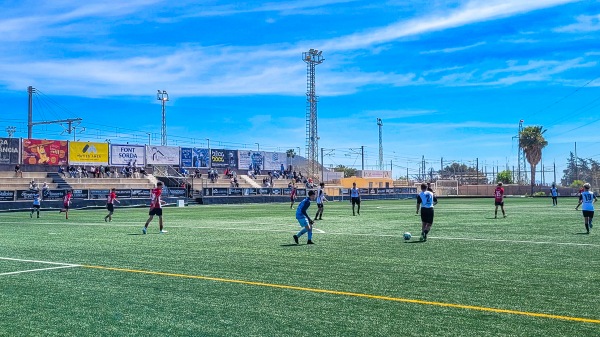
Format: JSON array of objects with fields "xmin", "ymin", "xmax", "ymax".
[{"xmin": 533, "ymin": 191, "xmax": 546, "ymax": 197}]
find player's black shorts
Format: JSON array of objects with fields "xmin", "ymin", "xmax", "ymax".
[
  {"xmin": 582, "ymin": 210, "xmax": 594, "ymax": 218},
  {"xmin": 420, "ymin": 207, "xmax": 434, "ymax": 223},
  {"xmin": 106, "ymin": 203, "xmax": 114, "ymax": 212},
  {"xmin": 495, "ymin": 201, "xmax": 504, "ymax": 206},
  {"xmin": 317, "ymin": 203, "xmax": 324, "ymax": 209},
  {"xmin": 351, "ymin": 197, "xmax": 360, "ymax": 205},
  {"xmin": 32, "ymin": 205, "xmax": 40, "ymax": 209},
  {"xmin": 149, "ymin": 208, "xmax": 163, "ymax": 216}
]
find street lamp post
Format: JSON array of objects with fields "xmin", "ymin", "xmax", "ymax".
[
  {"xmin": 146, "ymin": 133, "xmax": 151, "ymax": 145},
  {"xmin": 156, "ymin": 90, "xmax": 169, "ymax": 146},
  {"xmin": 255, "ymin": 143, "xmax": 260, "ymax": 151}
]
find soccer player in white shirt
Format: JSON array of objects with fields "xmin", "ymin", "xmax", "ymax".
[
  {"xmin": 314, "ymin": 182, "xmax": 327, "ymax": 220},
  {"xmin": 576, "ymin": 183, "xmax": 597, "ymax": 234}
]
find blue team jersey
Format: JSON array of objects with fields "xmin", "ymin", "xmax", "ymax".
[
  {"xmin": 32, "ymin": 194, "xmax": 41, "ymax": 206},
  {"xmin": 551, "ymin": 187, "xmax": 558, "ymax": 197},
  {"xmin": 296, "ymin": 197, "xmax": 311, "ymax": 219}
]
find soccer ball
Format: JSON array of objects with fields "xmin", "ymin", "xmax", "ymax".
[{"xmin": 403, "ymin": 232, "xmax": 412, "ymax": 241}]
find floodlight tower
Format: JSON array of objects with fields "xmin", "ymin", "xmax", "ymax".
[
  {"xmin": 377, "ymin": 118, "xmax": 383, "ymax": 170},
  {"xmin": 516, "ymin": 119, "xmax": 527, "ymax": 184},
  {"xmin": 157, "ymin": 90, "xmax": 169, "ymax": 146},
  {"xmin": 302, "ymin": 49, "xmax": 324, "ymax": 179}
]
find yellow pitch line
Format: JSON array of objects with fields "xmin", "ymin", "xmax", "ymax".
[{"xmin": 83, "ymin": 264, "xmax": 600, "ymax": 324}]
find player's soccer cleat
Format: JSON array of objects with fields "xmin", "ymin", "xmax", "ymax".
[
  {"xmin": 318, "ymin": 217, "xmax": 323, "ymax": 220},
  {"xmin": 142, "ymin": 227, "xmax": 147, "ymax": 234},
  {"xmin": 293, "ymin": 235, "xmax": 299, "ymax": 244},
  {"xmin": 104, "ymin": 217, "xmax": 108, "ymax": 222},
  {"xmin": 307, "ymin": 240, "xmax": 314, "ymax": 244},
  {"xmin": 160, "ymin": 230, "xmax": 168, "ymax": 234}
]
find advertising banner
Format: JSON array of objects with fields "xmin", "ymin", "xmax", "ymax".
[
  {"xmin": 68, "ymin": 142, "xmax": 109, "ymax": 166},
  {"xmin": 357, "ymin": 170, "xmax": 392, "ymax": 179},
  {"xmin": 212, "ymin": 188, "xmax": 229, "ymax": 196},
  {"xmin": 238, "ymin": 151, "xmax": 265, "ymax": 172},
  {"xmin": 110, "ymin": 144, "xmax": 146, "ymax": 167},
  {"xmin": 18, "ymin": 189, "xmax": 66, "ymax": 200},
  {"xmin": 168, "ymin": 188, "xmax": 187, "ymax": 197},
  {"xmin": 22, "ymin": 139, "xmax": 68, "ymax": 165},
  {"xmin": 115, "ymin": 189, "xmax": 132, "ymax": 199},
  {"xmin": 228, "ymin": 188, "xmax": 243, "ymax": 196},
  {"xmin": 210, "ymin": 149, "xmax": 238, "ymax": 169},
  {"xmin": 180, "ymin": 148, "xmax": 210, "ymax": 168},
  {"xmin": 243, "ymin": 188, "xmax": 257, "ymax": 196},
  {"xmin": 71, "ymin": 189, "xmax": 89, "ymax": 199},
  {"xmin": 263, "ymin": 152, "xmax": 286, "ymax": 171},
  {"xmin": 131, "ymin": 189, "xmax": 151, "ymax": 198},
  {"xmin": 0, "ymin": 138, "xmax": 20, "ymax": 164},
  {"xmin": 0, "ymin": 190, "xmax": 15, "ymax": 201},
  {"xmin": 146, "ymin": 146, "xmax": 180, "ymax": 165},
  {"xmin": 90, "ymin": 189, "xmax": 110, "ymax": 200}
]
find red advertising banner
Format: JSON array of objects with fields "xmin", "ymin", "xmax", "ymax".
[{"xmin": 22, "ymin": 139, "xmax": 68, "ymax": 165}]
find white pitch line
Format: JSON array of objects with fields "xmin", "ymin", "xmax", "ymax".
[
  {"xmin": 0, "ymin": 256, "xmax": 81, "ymax": 266},
  {"xmin": 0, "ymin": 264, "xmax": 81, "ymax": 276}
]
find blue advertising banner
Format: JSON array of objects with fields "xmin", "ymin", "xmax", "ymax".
[{"xmin": 181, "ymin": 148, "xmax": 210, "ymax": 168}]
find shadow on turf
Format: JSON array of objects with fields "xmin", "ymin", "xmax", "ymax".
[
  {"xmin": 575, "ymin": 232, "xmax": 591, "ymax": 235},
  {"xmin": 280, "ymin": 243, "xmax": 306, "ymax": 247},
  {"xmin": 405, "ymin": 240, "xmax": 426, "ymax": 244},
  {"xmin": 127, "ymin": 233, "xmax": 161, "ymax": 235}
]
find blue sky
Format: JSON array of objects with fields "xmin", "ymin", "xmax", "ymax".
[{"xmin": 1, "ymin": 0, "xmax": 600, "ymax": 181}]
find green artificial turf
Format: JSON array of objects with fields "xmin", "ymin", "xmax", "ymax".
[{"xmin": 0, "ymin": 197, "xmax": 598, "ymax": 336}]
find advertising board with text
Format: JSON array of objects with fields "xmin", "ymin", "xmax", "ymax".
[
  {"xmin": 180, "ymin": 148, "xmax": 210, "ymax": 168},
  {"xmin": 210, "ymin": 149, "xmax": 238, "ymax": 169},
  {"xmin": 146, "ymin": 145, "xmax": 180, "ymax": 165},
  {"xmin": 68, "ymin": 142, "xmax": 109, "ymax": 165},
  {"xmin": 109, "ymin": 144, "xmax": 146, "ymax": 166},
  {"xmin": 0, "ymin": 138, "xmax": 20, "ymax": 164}
]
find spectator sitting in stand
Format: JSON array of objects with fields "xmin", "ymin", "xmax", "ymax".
[
  {"xmin": 139, "ymin": 167, "xmax": 147, "ymax": 177},
  {"xmin": 58, "ymin": 165, "xmax": 65, "ymax": 177},
  {"xmin": 15, "ymin": 164, "xmax": 23, "ymax": 178},
  {"xmin": 180, "ymin": 167, "xmax": 189, "ymax": 176},
  {"xmin": 194, "ymin": 168, "xmax": 201, "ymax": 178}
]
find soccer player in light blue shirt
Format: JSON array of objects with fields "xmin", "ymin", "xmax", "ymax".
[
  {"xmin": 551, "ymin": 184, "xmax": 558, "ymax": 207},
  {"xmin": 30, "ymin": 192, "xmax": 41, "ymax": 218},
  {"xmin": 293, "ymin": 190, "xmax": 317, "ymax": 245}
]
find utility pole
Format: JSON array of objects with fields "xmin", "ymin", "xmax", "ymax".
[
  {"xmin": 554, "ymin": 161, "xmax": 557, "ymax": 185},
  {"xmin": 361, "ymin": 146, "xmax": 365, "ymax": 171},
  {"xmin": 575, "ymin": 142, "xmax": 578, "ymax": 181},
  {"xmin": 27, "ymin": 86, "xmax": 82, "ymax": 139}
]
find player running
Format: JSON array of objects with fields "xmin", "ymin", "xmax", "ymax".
[
  {"xmin": 494, "ymin": 182, "xmax": 506, "ymax": 218},
  {"xmin": 315, "ymin": 182, "xmax": 327, "ymax": 220},
  {"xmin": 143, "ymin": 182, "xmax": 167, "ymax": 234},
  {"xmin": 417, "ymin": 183, "xmax": 437, "ymax": 242},
  {"xmin": 576, "ymin": 183, "xmax": 597, "ymax": 234},
  {"xmin": 104, "ymin": 188, "xmax": 120, "ymax": 222},
  {"xmin": 59, "ymin": 190, "xmax": 73, "ymax": 219},
  {"xmin": 290, "ymin": 184, "xmax": 297, "ymax": 209},
  {"xmin": 350, "ymin": 182, "xmax": 360, "ymax": 216},
  {"xmin": 30, "ymin": 191, "xmax": 41, "ymax": 218},
  {"xmin": 293, "ymin": 190, "xmax": 317, "ymax": 245}
]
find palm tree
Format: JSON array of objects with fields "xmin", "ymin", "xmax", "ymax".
[
  {"xmin": 519, "ymin": 126, "xmax": 548, "ymax": 195},
  {"xmin": 286, "ymin": 149, "xmax": 296, "ymax": 170}
]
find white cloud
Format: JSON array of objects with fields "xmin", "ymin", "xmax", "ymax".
[
  {"xmin": 555, "ymin": 14, "xmax": 600, "ymax": 33},
  {"xmin": 421, "ymin": 42, "xmax": 486, "ymax": 54}
]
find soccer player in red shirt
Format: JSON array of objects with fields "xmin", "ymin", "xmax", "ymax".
[
  {"xmin": 290, "ymin": 184, "xmax": 297, "ymax": 209},
  {"xmin": 59, "ymin": 190, "xmax": 73, "ymax": 219},
  {"xmin": 494, "ymin": 182, "xmax": 506, "ymax": 218},
  {"xmin": 142, "ymin": 182, "xmax": 167, "ymax": 234},
  {"xmin": 104, "ymin": 188, "xmax": 119, "ymax": 222}
]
